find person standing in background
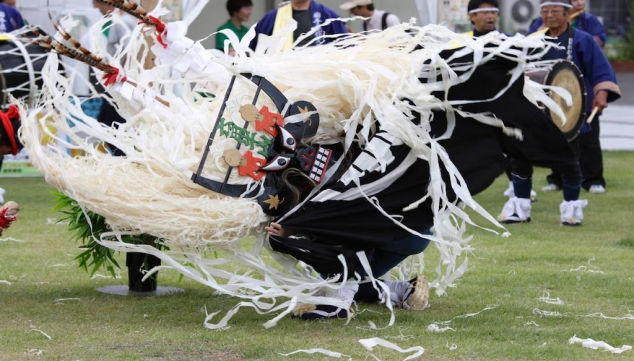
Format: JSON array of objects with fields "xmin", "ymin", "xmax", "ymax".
[
  {"xmin": 216, "ymin": 0, "xmax": 253, "ymax": 56},
  {"xmin": 0, "ymin": 0, "xmax": 23, "ymax": 33},
  {"xmin": 499, "ymin": 0, "xmax": 620, "ymax": 226},
  {"xmin": 249, "ymin": 0, "xmax": 347, "ymax": 51},
  {"xmin": 529, "ymin": 0, "xmax": 610, "ymax": 194},
  {"xmin": 529, "ymin": 0, "xmax": 606, "ymax": 46},
  {"xmin": 339, "ymin": 0, "xmax": 400, "ymax": 32},
  {"xmin": 466, "ymin": 0, "xmax": 500, "ymax": 36}
]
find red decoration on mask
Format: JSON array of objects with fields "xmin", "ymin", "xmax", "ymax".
[
  {"xmin": 238, "ymin": 151, "xmax": 267, "ymax": 181},
  {"xmin": 255, "ymin": 106, "xmax": 285, "ymax": 137}
]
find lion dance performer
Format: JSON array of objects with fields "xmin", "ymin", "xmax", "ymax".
[{"xmin": 19, "ymin": 0, "xmax": 571, "ymax": 326}]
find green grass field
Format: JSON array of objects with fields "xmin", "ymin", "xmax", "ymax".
[{"xmin": 1, "ymin": 152, "xmax": 633, "ymax": 361}]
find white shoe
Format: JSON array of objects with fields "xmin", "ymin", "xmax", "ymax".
[
  {"xmin": 0, "ymin": 188, "xmax": 4, "ymax": 204},
  {"xmin": 504, "ymin": 182, "xmax": 538, "ymax": 202},
  {"xmin": 498, "ymin": 197, "xmax": 532, "ymax": 224},
  {"xmin": 560, "ymin": 199, "xmax": 588, "ymax": 226},
  {"xmin": 588, "ymin": 185, "xmax": 605, "ymax": 194},
  {"xmin": 541, "ymin": 183, "xmax": 560, "ymax": 192}
]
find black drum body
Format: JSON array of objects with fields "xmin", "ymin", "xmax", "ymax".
[
  {"xmin": 525, "ymin": 60, "xmax": 587, "ymax": 142},
  {"xmin": 0, "ymin": 33, "xmax": 48, "ymax": 106}
]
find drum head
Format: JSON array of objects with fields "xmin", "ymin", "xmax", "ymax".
[{"xmin": 545, "ymin": 61, "xmax": 586, "ymax": 141}]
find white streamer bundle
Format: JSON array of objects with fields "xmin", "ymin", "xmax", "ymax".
[{"xmin": 20, "ymin": 16, "xmax": 559, "ymax": 327}]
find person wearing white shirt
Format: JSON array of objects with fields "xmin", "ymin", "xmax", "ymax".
[{"xmin": 340, "ymin": 0, "xmax": 400, "ymax": 32}]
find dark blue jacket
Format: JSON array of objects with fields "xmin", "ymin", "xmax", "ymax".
[
  {"xmin": 249, "ymin": 1, "xmax": 347, "ymax": 51},
  {"xmin": 0, "ymin": 4, "xmax": 24, "ymax": 33}
]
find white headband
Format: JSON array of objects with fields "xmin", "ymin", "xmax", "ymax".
[
  {"xmin": 540, "ymin": 2, "xmax": 573, "ymax": 8},
  {"xmin": 468, "ymin": 7, "xmax": 500, "ymax": 14}
]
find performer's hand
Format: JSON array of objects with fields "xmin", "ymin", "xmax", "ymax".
[
  {"xmin": 592, "ymin": 90, "xmax": 609, "ymax": 111},
  {"xmin": 265, "ymin": 222, "xmax": 288, "ymax": 237}
]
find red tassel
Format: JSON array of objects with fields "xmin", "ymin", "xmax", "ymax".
[
  {"xmin": 148, "ymin": 16, "xmax": 167, "ymax": 48},
  {"xmin": 102, "ymin": 66, "xmax": 124, "ymax": 86},
  {"xmin": 0, "ymin": 105, "xmax": 19, "ymax": 155},
  {"xmin": 0, "ymin": 207, "xmax": 16, "ymax": 229}
]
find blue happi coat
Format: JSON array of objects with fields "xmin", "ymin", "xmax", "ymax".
[{"xmin": 249, "ymin": 1, "xmax": 347, "ymax": 51}]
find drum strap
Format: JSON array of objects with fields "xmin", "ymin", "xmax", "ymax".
[{"xmin": 566, "ymin": 26, "xmax": 574, "ymax": 62}]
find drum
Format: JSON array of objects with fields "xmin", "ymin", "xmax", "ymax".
[
  {"xmin": 0, "ymin": 32, "xmax": 48, "ymax": 107},
  {"xmin": 525, "ymin": 60, "xmax": 586, "ymax": 142}
]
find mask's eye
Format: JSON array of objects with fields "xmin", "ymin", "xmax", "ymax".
[
  {"xmin": 260, "ymin": 155, "xmax": 292, "ymax": 172},
  {"xmin": 279, "ymin": 126, "xmax": 297, "ymax": 151}
]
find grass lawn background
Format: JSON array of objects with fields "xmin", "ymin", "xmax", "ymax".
[{"xmin": 0, "ymin": 151, "xmax": 632, "ymax": 360}]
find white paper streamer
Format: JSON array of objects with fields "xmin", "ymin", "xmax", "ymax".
[
  {"xmin": 358, "ymin": 337, "xmax": 425, "ymax": 361},
  {"xmin": 29, "ymin": 325, "xmax": 52, "ymax": 340},
  {"xmin": 538, "ymin": 291, "xmax": 565, "ymax": 305},
  {"xmin": 427, "ymin": 305, "xmax": 498, "ymax": 333},
  {"xmin": 583, "ymin": 313, "xmax": 634, "ymax": 321},
  {"xmin": 532, "ymin": 308, "xmax": 562, "ymax": 317},
  {"xmin": 568, "ymin": 265, "xmax": 604, "ymax": 274},
  {"xmin": 0, "ymin": 237, "xmax": 26, "ymax": 243},
  {"xmin": 569, "ymin": 335, "xmax": 632, "ymax": 354},
  {"xmin": 54, "ymin": 298, "xmax": 81, "ymax": 303},
  {"xmin": 280, "ymin": 348, "xmax": 350, "ymax": 359}
]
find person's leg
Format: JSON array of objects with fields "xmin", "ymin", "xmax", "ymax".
[
  {"xmin": 544, "ymin": 169, "xmax": 562, "ymax": 191},
  {"xmin": 579, "ymin": 117, "xmax": 605, "ymax": 192},
  {"xmin": 297, "ymin": 230, "xmax": 433, "ymax": 319},
  {"xmin": 503, "ymin": 155, "xmax": 538, "ymax": 201},
  {"xmin": 499, "ymin": 158, "xmax": 533, "ymax": 223},
  {"xmin": 368, "ymin": 230, "xmax": 432, "ymax": 278},
  {"xmin": 558, "ymin": 156, "xmax": 587, "ymax": 226},
  {"xmin": 355, "ymin": 230, "xmax": 431, "ymax": 310}
]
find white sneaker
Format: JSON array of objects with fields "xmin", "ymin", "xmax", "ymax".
[
  {"xmin": 504, "ymin": 182, "xmax": 538, "ymax": 202},
  {"xmin": 498, "ymin": 197, "xmax": 532, "ymax": 224},
  {"xmin": 560, "ymin": 199, "xmax": 588, "ymax": 226},
  {"xmin": 541, "ymin": 183, "xmax": 560, "ymax": 192},
  {"xmin": 588, "ymin": 185, "xmax": 605, "ymax": 194}
]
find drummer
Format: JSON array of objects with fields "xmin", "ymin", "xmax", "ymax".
[
  {"xmin": 499, "ymin": 0, "xmax": 620, "ymax": 226},
  {"xmin": 536, "ymin": 0, "xmax": 617, "ymax": 194}
]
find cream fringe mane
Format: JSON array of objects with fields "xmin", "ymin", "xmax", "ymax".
[{"xmin": 20, "ymin": 13, "xmax": 558, "ymax": 328}]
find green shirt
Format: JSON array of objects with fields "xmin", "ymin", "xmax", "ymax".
[{"xmin": 215, "ymin": 19, "xmax": 249, "ymax": 51}]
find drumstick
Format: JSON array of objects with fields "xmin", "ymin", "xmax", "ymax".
[{"xmin": 586, "ymin": 106, "xmax": 600, "ymax": 124}]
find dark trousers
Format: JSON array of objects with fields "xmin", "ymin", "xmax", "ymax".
[
  {"xmin": 546, "ymin": 117, "xmax": 604, "ymax": 190},
  {"xmin": 513, "ymin": 156, "xmax": 581, "ymax": 186}
]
